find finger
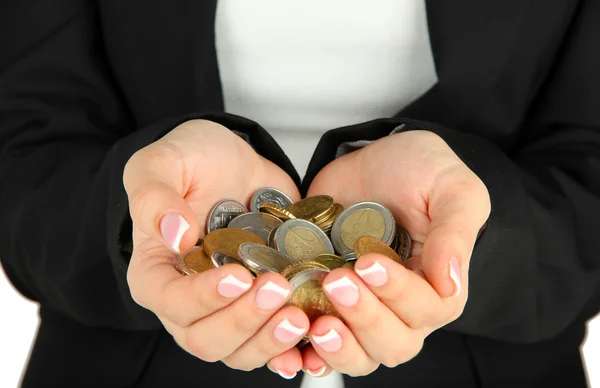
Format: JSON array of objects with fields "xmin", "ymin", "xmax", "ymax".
[
  {"xmin": 354, "ymin": 254, "xmax": 454, "ymax": 329},
  {"xmin": 301, "ymin": 345, "xmax": 333, "ymax": 378},
  {"xmin": 180, "ymin": 272, "xmax": 292, "ymax": 362},
  {"xmin": 127, "ymin": 238, "xmax": 255, "ymax": 326},
  {"xmin": 423, "ymin": 166, "xmax": 490, "ymax": 298},
  {"xmin": 321, "ymin": 269, "xmax": 423, "ymax": 368},
  {"xmin": 309, "ymin": 315, "xmax": 379, "ymax": 377},
  {"xmin": 267, "ymin": 346, "xmax": 304, "ymax": 380},
  {"xmin": 222, "ymin": 305, "xmax": 309, "ymax": 371},
  {"xmin": 124, "ymin": 146, "xmax": 199, "ymax": 253}
]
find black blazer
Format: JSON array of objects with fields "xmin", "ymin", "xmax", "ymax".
[{"xmin": 1, "ymin": 1, "xmax": 599, "ymax": 387}]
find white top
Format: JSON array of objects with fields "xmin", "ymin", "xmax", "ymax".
[{"xmin": 215, "ymin": 0, "xmax": 436, "ymax": 386}]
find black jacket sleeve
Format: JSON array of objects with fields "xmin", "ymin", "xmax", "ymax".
[
  {"xmin": 0, "ymin": 1, "xmax": 297, "ymax": 331},
  {"xmin": 302, "ymin": 1, "xmax": 600, "ymax": 343}
]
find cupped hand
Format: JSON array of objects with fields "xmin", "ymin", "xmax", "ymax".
[
  {"xmin": 123, "ymin": 119, "xmax": 307, "ymax": 376},
  {"xmin": 290, "ymin": 130, "xmax": 490, "ymax": 376}
]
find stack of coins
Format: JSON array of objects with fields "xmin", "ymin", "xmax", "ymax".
[{"xmin": 174, "ymin": 187, "xmax": 412, "ymax": 330}]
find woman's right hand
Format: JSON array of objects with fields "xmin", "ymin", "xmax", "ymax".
[{"xmin": 123, "ymin": 119, "xmax": 308, "ymax": 378}]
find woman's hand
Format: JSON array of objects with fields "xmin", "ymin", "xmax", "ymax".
[
  {"xmin": 283, "ymin": 130, "xmax": 490, "ymax": 377},
  {"xmin": 123, "ymin": 119, "xmax": 307, "ymax": 377}
]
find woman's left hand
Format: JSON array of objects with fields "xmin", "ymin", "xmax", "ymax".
[{"xmin": 268, "ymin": 130, "xmax": 490, "ymax": 377}]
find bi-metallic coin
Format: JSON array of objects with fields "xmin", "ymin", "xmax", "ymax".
[
  {"xmin": 331, "ymin": 201, "xmax": 396, "ymax": 256},
  {"xmin": 238, "ymin": 243, "xmax": 295, "ymax": 274},
  {"xmin": 227, "ymin": 212, "xmax": 283, "ymax": 242},
  {"xmin": 210, "ymin": 251, "xmax": 244, "ymax": 268},
  {"xmin": 275, "ymin": 219, "xmax": 335, "ymax": 261},
  {"xmin": 288, "ymin": 268, "xmax": 340, "ymax": 324}
]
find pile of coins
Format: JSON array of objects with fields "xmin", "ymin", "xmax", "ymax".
[{"xmin": 175, "ymin": 188, "xmax": 412, "ymax": 330}]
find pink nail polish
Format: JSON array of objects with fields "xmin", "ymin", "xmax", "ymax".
[
  {"xmin": 449, "ymin": 257, "xmax": 462, "ymax": 297},
  {"xmin": 312, "ymin": 329, "xmax": 342, "ymax": 353},
  {"xmin": 355, "ymin": 261, "xmax": 388, "ymax": 287},
  {"xmin": 306, "ymin": 366, "xmax": 327, "ymax": 377},
  {"xmin": 160, "ymin": 213, "xmax": 190, "ymax": 253},
  {"xmin": 273, "ymin": 319, "xmax": 306, "ymax": 343},
  {"xmin": 217, "ymin": 274, "xmax": 251, "ymax": 298},
  {"xmin": 256, "ymin": 281, "xmax": 290, "ymax": 310},
  {"xmin": 324, "ymin": 276, "xmax": 359, "ymax": 307}
]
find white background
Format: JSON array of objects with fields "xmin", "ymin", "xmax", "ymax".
[{"xmin": 1, "ymin": 267, "xmax": 598, "ymax": 387}]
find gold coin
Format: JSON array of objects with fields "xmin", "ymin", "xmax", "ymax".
[
  {"xmin": 288, "ymin": 269, "xmax": 339, "ymax": 324},
  {"xmin": 315, "ymin": 203, "xmax": 343, "ymax": 231},
  {"xmin": 312, "ymin": 253, "xmax": 346, "ymax": 270},
  {"xmin": 183, "ymin": 245, "xmax": 215, "ymax": 273},
  {"xmin": 340, "ymin": 209, "xmax": 386, "ymax": 249},
  {"xmin": 280, "ymin": 260, "xmax": 329, "ymax": 280},
  {"xmin": 353, "ymin": 235, "xmax": 402, "ymax": 264},
  {"xmin": 259, "ymin": 203, "xmax": 296, "ymax": 221},
  {"xmin": 203, "ymin": 229, "xmax": 265, "ymax": 259},
  {"xmin": 286, "ymin": 195, "xmax": 334, "ymax": 222}
]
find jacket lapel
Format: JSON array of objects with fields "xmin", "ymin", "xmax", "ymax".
[{"xmin": 400, "ymin": 0, "xmax": 530, "ymax": 131}]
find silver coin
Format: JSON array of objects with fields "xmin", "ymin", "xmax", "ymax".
[
  {"xmin": 275, "ymin": 219, "xmax": 335, "ymax": 261},
  {"xmin": 396, "ymin": 226, "xmax": 412, "ymax": 261},
  {"xmin": 206, "ymin": 199, "xmax": 248, "ymax": 234},
  {"xmin": 267, "ymin": 223, "xmax": 282, "ymax": 248},
  {"xmin": 238, "ymin": 242, "xmax": 295, "ymax": 274},
  {"xmin": 342, "ymin": 252, "xmax": 357, "ymax": 261},
  {"xmin": 250, "ymin": 187, "xmax": 294, "ymax": 212},
  {"xmin": 330, "ymin": 201, "xmax": 396, "ymax": 256},
  {"xmin": 227, "ymin": 212, "xmax": 283, "ymax": 242},
  {"xmin": 210, "ymin": 251, "xmax": 244, "ymax": 267}
]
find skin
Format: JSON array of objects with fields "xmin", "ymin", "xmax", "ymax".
[
  {"xmin": 123, "ymin": 119, "xmax": 309, "ymax": 373},
  {"xmin": 124, "ymin": 122, "xmax": 490, "ymax": 378},
  {"xmin": 266, "ymin": 130, "xmax": 491, "ymax": 377}
]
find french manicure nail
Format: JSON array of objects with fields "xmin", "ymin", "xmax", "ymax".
[
  {"xmin": 276, "ymin": 370, "xmax": 297, "ymax": 380},
  {"xmin": 256, "ymin": 281, "xmax": 290, "ymax": 310},
  {"xmin": 449, "ymin": 257, "xmax": 462, "ymax": 297},
  {"xmin": 324, "ymin": 276, "xmax": 359, "ymax": 307},
  {"xmin": 217, "ymin": 274, "xmax": 251, "ymax": 298},
  {"xmin": 312, "ymin": 329, "xmax": 342, "ymax": 353},
  {"xmin": 274, "ymin": 319, "xmax": 306, "ymax": 343},
  {"xmin": 306, "ymin": 366, "xmax": 327, "ymax": 377},
  {"xmin": 355, "ymin": 261, "xmax": 388, "ymax": 287},
  {"xmin": 160, "ymin": 213, "xmax": 190, "ymax": 253}
]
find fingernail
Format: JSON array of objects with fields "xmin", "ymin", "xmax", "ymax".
[
  {"xmin": 324, "ymin": 276, "xmax": 359, "ymax": 307},
  {"xmin": 312, "ymin": 329, "xmax": 342, "ymax": 353},
  {"xmin": 306, "ymin": 366, "xmax": 327, "ymax": 377},
  {"xmin": 217, "ymin": 274, "xmax": 251, "ymax": 298},
  {"xmin": 355, "ymin": 261, "xmax": 388, "ymax": 287},
  {"xmin": 276, "ymin": 370, "xmax": 297, "ymax": 379},
  {"xmin": 160, "ymin": 213, "xmax": 190, "ymax": 253},
  {"xmin": 449, "ymin": 257, "xmax": 462, "ymax": 297},
  {"xmin": 274, "ymin": 319, "xmax": 306, "ymax": 343},
  {"xmin": 256, "ymin": 281, "xmax": 290, "ymax": 310}
]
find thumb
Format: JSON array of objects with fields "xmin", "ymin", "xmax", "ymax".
[
  {"xmin": 124, "ymin": 151, "xmax": 200, "ymax": 254},
  {"xmin": 421, "ymin": 167, "xmax": 490, "ymax": 298}
]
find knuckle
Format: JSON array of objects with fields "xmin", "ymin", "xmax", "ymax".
[
  {"xmin": 232, "ymin": 311, "xmax": 259, "ymax": 334},
  {"xmin": 381, "ymin": 337, "xmax": 424, "ymax": 368},
  {"xmin": 184, "ymin": 333, "xmax": 222, "ymax": 363},
  {"xmin": 190, "ymin": 275, "xmax": 226, "ymax": 311}
]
